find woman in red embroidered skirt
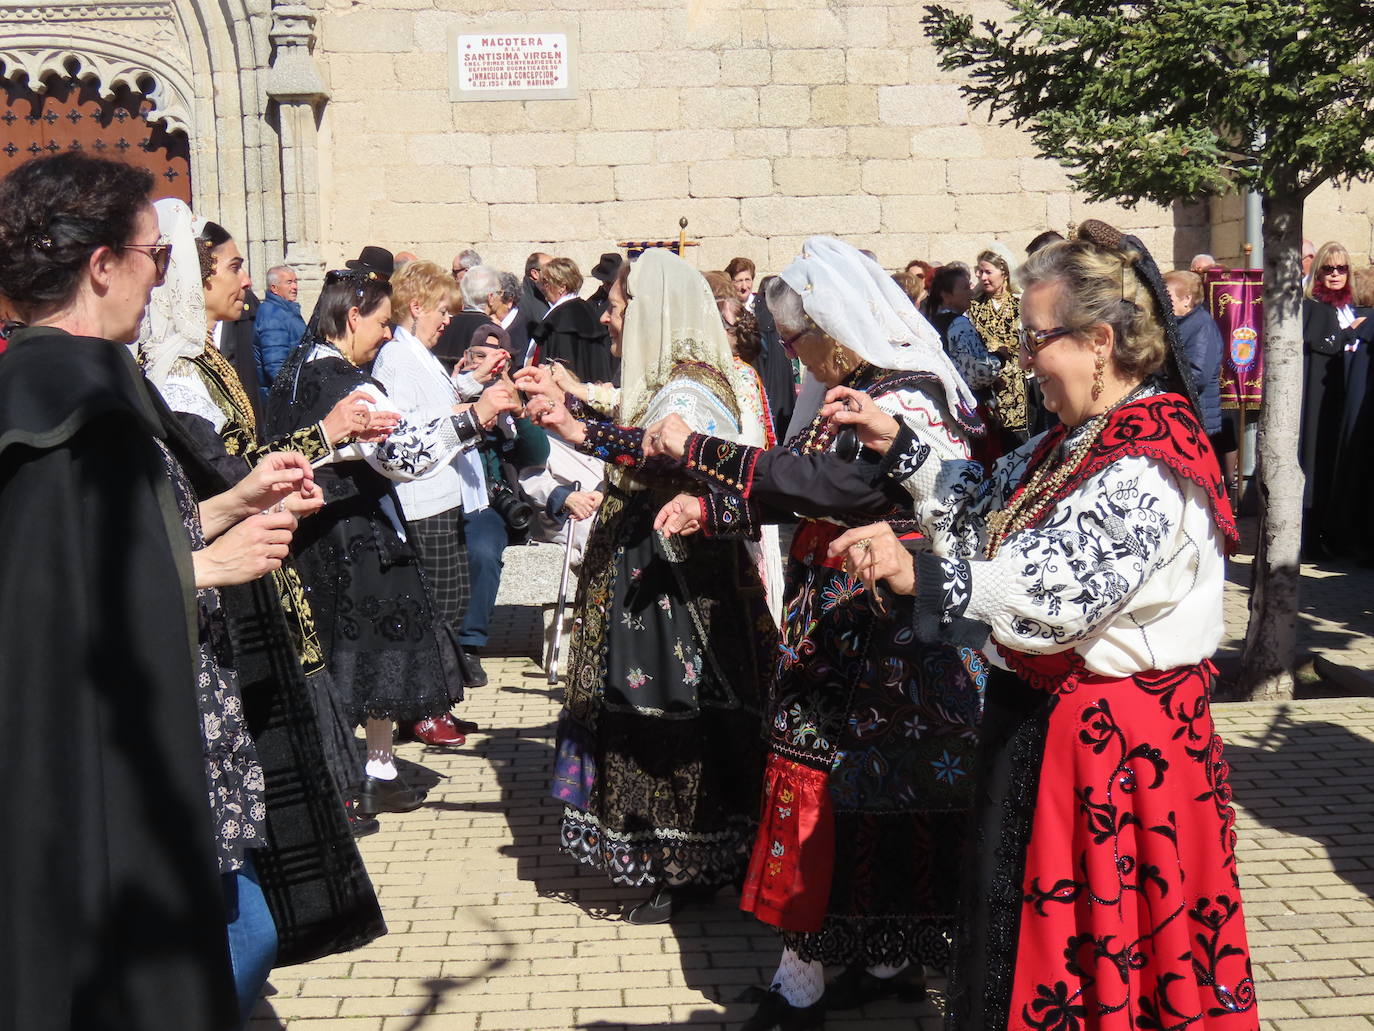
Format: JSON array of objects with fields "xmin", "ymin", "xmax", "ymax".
[{"xmin": 823, "ymin": 221, "xmax": 1258, "ymax": 1031}]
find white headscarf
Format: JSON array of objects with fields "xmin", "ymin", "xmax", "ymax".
[
  {"xmin": 616, "ymin": 248, "xmax": 761, "ymax": 447},
  {"xmin": 779, "ymin": 235, "xmax": 980, "ymax": 439},
  {"xmin": 136, "ymin": 198, "xmax": 209, "ymax": 387}
]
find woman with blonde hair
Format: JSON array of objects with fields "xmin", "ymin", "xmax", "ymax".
[
  {"xmin": 825, "ymin": 221, "xmax": 1255, "ymax": 1030},
  {"xmin": 969, "ymin": 243, "xmax": 1029, "ymax": 448},
  {"xmin": 532, "ymin": 256, "xmax": 616, "ymax": 382},
  {"xmin": 371, "ymin": 259, "xmax": 486, "ymax": 745}
]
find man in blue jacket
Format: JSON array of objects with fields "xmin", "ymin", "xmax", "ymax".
[{"xmin": 253, "ymin": 264, "xmax": 307, "ymax": 399}]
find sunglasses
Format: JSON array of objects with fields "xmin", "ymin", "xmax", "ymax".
[
  {"xmin": 1017, "ymin": 325, "xmax": 1076, "ymax": 355},
  {"xmin": 122, "ymin": 241, "xmax": 172, "ymax": 281},
  {"xmin": 1321, "ymin": 264, "xmax": 1350, "ymax": 275}
]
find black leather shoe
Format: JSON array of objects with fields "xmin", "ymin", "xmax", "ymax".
[
  {"xmin": 344, "ymin": 798, "xmax": 381, "ymax": 838},
  {"xmin": 461, "ymin": 650, "xmax": 489, "ymax": 688},
  {"xmin": 355, "ymin": 775, "xmax": 426, "ymax": 816},
  {"xmin": 823, "ymin": 962, "xmax": 927, "ymax": 1010},
  {"xmin": 625, "ymin": 883, "xmax": 674, "ymax": 924},
  {"xmin": 739, "ymin": 988, "xmax": 824, "ymax": 1031}
]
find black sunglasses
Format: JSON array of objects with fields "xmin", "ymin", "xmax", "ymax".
[{"xmin": 1321, "ymin": 264, "xmax": 1350, "ymax": 275}]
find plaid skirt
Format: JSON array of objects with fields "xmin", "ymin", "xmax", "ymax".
[{"xmin": 410, "ymin": 506, "xmax": 470, "ymax": 632}]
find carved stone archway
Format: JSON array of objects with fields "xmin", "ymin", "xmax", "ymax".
[{"xmin": 0, "ymin": 0, "xmax": 329, "ymax": 292}]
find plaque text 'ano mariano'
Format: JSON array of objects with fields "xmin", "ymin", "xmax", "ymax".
[{"xmin": 449, "ymin": 28, "xmax": 578, "ymax": 102}]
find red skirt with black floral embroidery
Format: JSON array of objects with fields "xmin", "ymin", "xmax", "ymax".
[{"xmin": 1001, "ymin": 652, "xmax": 1258, "ymax": 1030}]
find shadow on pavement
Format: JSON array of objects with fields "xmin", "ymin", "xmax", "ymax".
[{"xmin": 1225, "ymin": 704, "xmax": 1374, "ymax": 903}]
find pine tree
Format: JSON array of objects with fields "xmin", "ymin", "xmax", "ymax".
[{"xmin": 924, "ymin": 0, "xmax": 1374, "ymax": 699}]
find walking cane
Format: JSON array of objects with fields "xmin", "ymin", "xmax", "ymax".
[{"xmin": 547, "ymin": 480, "xmax": 580, "ymax": 686}]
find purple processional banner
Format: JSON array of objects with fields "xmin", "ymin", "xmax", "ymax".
[{"xmin": 1201, "ymin": 269, "xmax": 1264, "ymax": 409}]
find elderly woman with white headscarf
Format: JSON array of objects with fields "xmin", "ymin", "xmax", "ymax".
[
  {"xmin": 515, "ymin": 248, "xmax": 776, "ymax": 925},
  {"xmin": 644, "ymin": 236, "xmax": 987, "ymax": 1029}
]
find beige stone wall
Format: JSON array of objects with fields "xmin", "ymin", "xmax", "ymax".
[{"xmin": 313, "ymin": 0, "xmax": 1374, "ymax": 279}]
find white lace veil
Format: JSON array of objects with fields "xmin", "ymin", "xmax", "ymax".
[
  {"xmin": 136, "ymin": 198, "xmax": 208, "ymax": 388},
  {"xmin": 779, "ymin": 236, "xmax": 980, "ymax": 439},
  {"xmin": 616, "ymin": 248, "xmax": 761, "ymax": 448}
]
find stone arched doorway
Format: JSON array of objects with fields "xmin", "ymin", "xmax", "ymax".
[{"xmin": 1, "ymin": 65, "xmax": 191, "ymax": 202}]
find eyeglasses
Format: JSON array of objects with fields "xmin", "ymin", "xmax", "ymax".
[
  {"xmin": 1321, "ymin": 264, "xmax": 1350, "ymax": 275},
  {"xmin": 452, "ymin": 269, "xmax": 465, "ymax": 280},
  {"xmin": 1017, "ymin": 325, "xmax": 1076, "ymax": 355},
  {"xmin": 780, "ymin": 327, "xmax": 809, "ymax": 358},
  {"xmin": 122, "ymin": 241, "xmax": 172, "ymax": 281}
]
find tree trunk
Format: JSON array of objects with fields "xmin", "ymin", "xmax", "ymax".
[{"xmin": 1236, "ymin": 190, "xmax": 1305, "ymax": 700}]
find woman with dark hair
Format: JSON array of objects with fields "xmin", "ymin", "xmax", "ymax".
[
  {"xmin": 825, "ymin": 222, "xmax": 1256, "ymax": 1030},
  {"xmin": 0, "ymin": 152, "xmax": 330, "ymax": 1030},
  {"xmin": 1301, "ymin": 240, "xmax": 1361, "ymax": 555},
  {"xmin": 726, "ymin": 255, "xmax": 757, "ymax": 309},
  {"xmin": 265, "ymin": 270, "xmax": 518, "ymax": 817}
]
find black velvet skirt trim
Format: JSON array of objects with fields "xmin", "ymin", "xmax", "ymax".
[{"xmin": 945, "ymin": 666, "xmax": 1055, "ymax": 1030}]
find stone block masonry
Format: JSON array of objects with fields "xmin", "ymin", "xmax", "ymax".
[{"xmin": 316, "ymin": 1, "xmax": 1374, "ymax": 278}]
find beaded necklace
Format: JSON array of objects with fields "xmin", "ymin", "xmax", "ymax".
[
  {"xmin": 984, "ymin": 384, "xmax": 1149, "ymax": 559},
  {"xmin": 198, "ymin": 330, "xmax": 258, "ymax": 434},
  {"xmin": 793, "ymin": 361, "xmax": 871, "ymax": 455}
]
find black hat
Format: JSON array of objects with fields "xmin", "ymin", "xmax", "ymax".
[
  {"xmin": 590, "ymin": 252, "xmax": 623, "ymax": 285},
  {"xmin": 345, "ymin": 245, "xmax": 395, "ymax": 280}
]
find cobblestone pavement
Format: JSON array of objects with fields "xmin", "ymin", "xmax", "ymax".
[{"xmin": 250, "ymin": 550, "xmax": 1374, "ymax": 1031}]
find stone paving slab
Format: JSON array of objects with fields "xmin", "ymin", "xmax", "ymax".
[{"xmin": 249, "ymin": 558, "xmax": 1374, "ymax": 1030}]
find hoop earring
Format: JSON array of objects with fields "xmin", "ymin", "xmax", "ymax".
[{"xmin": 1091, "ymin": 351, "xmax": 1106, "ymax": 402}]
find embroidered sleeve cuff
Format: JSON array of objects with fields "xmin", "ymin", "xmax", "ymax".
[
  {"xmin": 577, "ymin": 420, "xmax": 645, "ymax": 467},
  {"xmin": 875, "ymin": 419, "xmax": 932, "ymax": 486},
  {"xmin": 700, "ymin": 491, "xmax": 760, "ymax": 540},
  {"xmin": 683, "ymin": 433, "xmax": 762, "ymax": 494},
  {"xmin": 451, "ymin": 408, "xmax": 482, "ymax": 445},
  {"xmin": 268, "ymin": 422, "xmax": 333, "ymax": 464},
  {"xmin": 912, "ymin": 551, "xmax": 987, "ymax": 649}
]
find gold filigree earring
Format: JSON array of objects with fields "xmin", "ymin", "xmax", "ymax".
[
  {"xmin": 831, "ymin": 343, "xmax": 849, "ymax": 377},
  {"xmin": 1091, "ymin": 350, "xmax": 1106, "ymax": 402}
]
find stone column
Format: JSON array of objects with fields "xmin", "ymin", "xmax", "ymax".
[{"xmin": 265, "ymin": 2, "xmax": 328, "ymax": 305}]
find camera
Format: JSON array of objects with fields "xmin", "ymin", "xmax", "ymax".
[{"xmin": 488, "ymin": 481, "xmax": 534, "ymax": 536}]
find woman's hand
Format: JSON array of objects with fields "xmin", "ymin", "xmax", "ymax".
[
  {"xmin": 321, "ymin": 390, "xmax": 401, "ymax": 445},
  {"xmin": 473, "ymin": 380, "xmax": 521, "ymax": 428},
  {"xmin": 564, "ymin": 490, "xmax": 603, "ymax": 521},
  {"xmin": 642, "ymin": 414, "xmax": 693, "ymax": 459},
  {"xmin": 654, "ymin": 493, "xmax": 704, "ymax": 537},
  {"xmin": 548, "ymin": 362, "xmax": 592, "ymax": 402},
  {"xmin": 525, "ymin": 393, "xmax": 585, "ymax": 444},
  {"xmin": 827, "ymin": 523, "xmax": 916, "ymax": 596},
  {"xmin": 235, "ymin": 451, "xmax": 316, "ymax": 513},
  {"xmin": 818, "ymin": 387, "xmax": 901, "ymax": 454},
  {"xmin": 193, "ymin": 510, "xmax": 297, "ymax": 588},
  {"xmin": 513, "ymin": 365, "xmax": 558, "ymax": 403},
  {"xmin": 466, "ymin": 347, "xmax": 509, "ymax": 385}
]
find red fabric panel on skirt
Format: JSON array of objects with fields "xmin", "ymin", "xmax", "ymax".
[
  {"xmin": 739, "ymin": 755, "xmax": 835, "ymax": 933},
  {"xmin": 1006, "ymin": 658, "xmax": 1258, "ymax": 1030}
]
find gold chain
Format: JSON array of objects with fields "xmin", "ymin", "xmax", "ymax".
[{"xmin": 985, "ymin": 412, "xmax": 1108, "ymax": 558}]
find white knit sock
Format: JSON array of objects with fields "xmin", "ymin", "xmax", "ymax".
[
  {"xmin": 364, "ymin": 719, "xmax": 397, "ymax": 780},
  {"xmin": 866, "ymin": 960, "xmax": 909, "ymax": 979},
  {"xmin": 365, "ymin": 755, "xmax": 397, "ymax": 780},
  {"xmin": 769, "ymin": 948, "xmax": 824, "ymax": 1008}
]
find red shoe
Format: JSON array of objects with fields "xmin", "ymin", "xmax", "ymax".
[{"xmin": 405, "ymin": 714, "xmax": 467, "ymax": 746}]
